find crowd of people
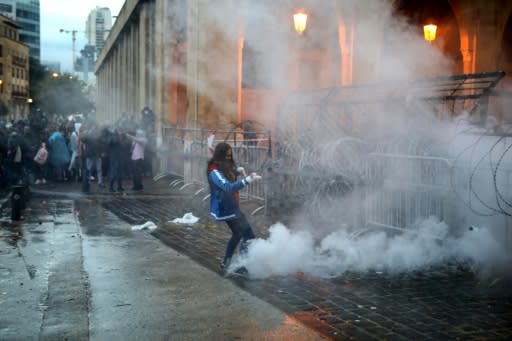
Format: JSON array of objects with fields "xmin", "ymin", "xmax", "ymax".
[
  {"xmin": 2, "ymin": 109, "xmax": 260, "ymax": 278},
  {"xmin": 0, "ymin": 109, "xmax": 154, "ymax": 194}
]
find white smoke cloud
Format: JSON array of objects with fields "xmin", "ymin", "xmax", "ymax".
[{"xmin": 230, "ymin": 218, "xmax": 510, "ymax": 279}]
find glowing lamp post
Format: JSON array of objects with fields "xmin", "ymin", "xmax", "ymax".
[
  {"xmin": 293, "ymin": 11, "xmax": 308, "ymax": 34},
  {"xmin": 423, "ymin": 24, "xmax": 437, "ymax": 43}
]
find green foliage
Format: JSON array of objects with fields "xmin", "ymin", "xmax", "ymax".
[{"xmin": 29, "ymin": 58, "xmax": 94, "ymax": 116}]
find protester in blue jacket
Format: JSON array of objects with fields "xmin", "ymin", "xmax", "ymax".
[
  {"xmin": 48, "ymin": 125, "xmax": 70, "ymax": 181},
  {"xmin": 207, "ymin": 142, "xmax": 261, "ymax": 275}
]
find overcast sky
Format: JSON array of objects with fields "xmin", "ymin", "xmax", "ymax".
[{"xmin": 40, "ymin": 0, "xmax": 126, "ymax": 73}]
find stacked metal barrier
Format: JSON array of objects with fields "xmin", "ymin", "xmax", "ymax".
[
  {"xmin": 268, "ymin": 71, "xmax": 511, "ymax": 244},
  {"xmin": 362, "ymin": 153, "xmax": 454, "ymax": 232}
]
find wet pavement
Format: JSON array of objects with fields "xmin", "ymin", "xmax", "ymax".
[
  {"xmin": 1, "ymin": 179, "xmax": 512, "ymax": 340},
  {"xmin": 0, "ymin": 184, "xmax": 323, "ymax": 340}
]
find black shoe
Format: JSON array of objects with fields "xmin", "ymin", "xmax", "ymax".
[
  {"xmin": 234, "ymin": 266, "xmax": 248, "ymax": 276},
  {"xmin": 117, "ymin": 187, "xmax": 124, "ymax": 192},
  {"xmin": 219, "ymin": 263, "xmax": 226, "ymax": 276},
  {"xmin": 98, "ymin": 183, "xmax": 106, "ymax": 188},
  {"xmin": 226, "ymin": 266, "xmax": 249, "ymax": 279},
  {"xmin": 109, "ymin": 188, "xmax": 116, "ymax": 193}
]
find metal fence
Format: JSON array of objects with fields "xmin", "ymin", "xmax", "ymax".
[
  {"xmin": 361, "ymin": 153, "xmax": 454, "ymax": 233},
  {"xmin": 156, "ymin": 123, "xmax": 272, "ymax": 215}
]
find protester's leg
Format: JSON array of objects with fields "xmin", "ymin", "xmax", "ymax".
[
  {"xmin": 114, "ymin": 159, "xmax": 124, "ymax": 190},
  {"xmin": 131, "ymin": 160, "xmax": 137, "ymax": 189},
  {"xmin": 33, "ymin": 163, "xmax": 41, "ymax": 183},
  {"xmin": 132, "ymin": 159, "xmax": 144, "ymax": 190},
  {"xmin": 223, "ymin": 219, "xmax": 244, "ymax": 266},
  {"xmin": 108, "ymin": 158, "xmax": 115, "ymax": 191},
  {"xmin": 82, "ymin": 157, "xmax": 90, "ymax": 193},
  {"xmin": 96, "ymin": 158, "xmax": 104, "ymax": 186},
  {"xmin": 238, "ymin": 214, "xmax": 256, "ymax": 254},
  {"xmin": 86, "ymin": 158, "xmax": 93, "ymax": 179}
]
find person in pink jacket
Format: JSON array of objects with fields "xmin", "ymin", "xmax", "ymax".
[{"xmin": 125, "ymin": 129, "xmax": 147, "ymax": 191}]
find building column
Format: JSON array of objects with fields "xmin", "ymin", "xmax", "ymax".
[{"xmin": 338, "ymin": 20, "xmax": 354, "ymax": 85}]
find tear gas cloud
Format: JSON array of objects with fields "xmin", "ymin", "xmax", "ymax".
[
  {"xmin": 158, "ymin": 1, "xmax": 512, "ymax": 277},
  {"xmin": 231, "ymin": 111, "xmax": 512, "ymax": 279},
  {"xmin": 208, "ymin": 2, "xmax": 511, "ymax": 278},
  {"xmin": 231, "ymin": 219, "xmax": 509, "ymax": 279}
]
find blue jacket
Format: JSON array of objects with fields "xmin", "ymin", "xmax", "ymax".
[
  {"xmin": 48, "ymin": 131, "xmax": 70, "ymax": 167},
  {"xmin": 208, "ymin": 164, "xmax": 248, "ymax": 221}
]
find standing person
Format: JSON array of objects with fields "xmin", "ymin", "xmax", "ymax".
[
  {"xmin": 206, "ymin": 142, "xmax": 262, "ymax": 275},
  {"xmin": 47, "ymin": 125, "xmax": 70, "ymax": 182},
  {"xmin": 23, "ymin": 125, "xmax": 39, "ymax": 184},
  {"xmin": 82, "ymin": 122, "xmax": 106, "ymax": 188},
  {"xmin": 33, "ymin": 142, "xmax": 48, "ymax": 184},
  {"xmin": 4, "ymin": 131, "xmax": 24, "ymax": 186},
  {"xmin": 68, "ymin": 123, "xmax": 81, "ymax": 182},
  {"xmin": 107, "ymin": 128, "xmax": 124, "ymax": 192},
  {"xmin": 125, "ymin": 129, "xmax": 146, "ymax": 191}
]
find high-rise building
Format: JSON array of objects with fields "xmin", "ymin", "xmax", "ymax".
[
  {"xmin": 0, "ymin": 0, "xmax": 40, "ymax": 60},
  {"xmin": 86, "ymin": 6, "xmax": 112, "ymax": 54}
]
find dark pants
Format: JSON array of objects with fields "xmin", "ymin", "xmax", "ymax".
[
  {"xmin": 132, "ymin": 159, "xmax": 144, "ymax": 190},
  {"xmin": 223, "ymin": 214, "xmax": 255, "ymax": 265},
  {"xmin": 5, "ymin": 162, "xmax": 23, "ymax": 186},
  {"xmin": 108, "ymin": 158, "xmax": 123, "ymax": 190},
  {"xmin": 34, "ymin": 162, "xmax": 47, "ymax": 181}
]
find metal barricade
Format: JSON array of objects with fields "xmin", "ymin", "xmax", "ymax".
[
  {"xmin": 361, "ymin": 153, "xmax": 454, "ymax": 233},
  {"xmin": 156, "ymin": 124, "xmax": 272, "ymax": 215}
]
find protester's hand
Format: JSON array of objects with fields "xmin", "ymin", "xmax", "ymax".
[
  {"xmin": 245, "ymin": 172, "xmax": 262, "ymax": 184},
  {"xmin": 236, "ymin": 166, "xmax": 247, "ymax": 177}
]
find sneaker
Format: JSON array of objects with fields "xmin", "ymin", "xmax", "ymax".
[
  {"xmin": 219, "ymin": 259, "xmax": 231, "ymax": 276},
  {"xmin": 219, "ymin": 263, "xmax": 226, "ymax": 276},
  {"xmin": 226, "ymin": 266, "xmax": 249, "ymax": 279},
  {"xmin": 42, "ymin": 179, "xmax": 46, "ymax": 184},
  {"xmin": 89, "ymin": 176, "xmax": 95, "ymax": 181},
  {"xmin": 98, "ymin": 183, "xmax": 106, "ymax": 188},
  {"xmin": 234, "ymin": 266, "xmax": 249, "ymax": 276}
]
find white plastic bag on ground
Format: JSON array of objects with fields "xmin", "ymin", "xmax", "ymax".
[
  {"xmin": 169, "ymin": 213, "xmax": 199, "ymax": 224},
  {"xmin": 131, "ymin": 221, "xmax": 158, "ymax": 231}
]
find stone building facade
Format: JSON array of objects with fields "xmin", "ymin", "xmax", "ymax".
[
  {"xmin": 0, "ymin": 13, "xmax": 29, "ymax": 120},
  {"xmin": 95, "ymin": 0, "xmax": 512, "ymax": 147}
]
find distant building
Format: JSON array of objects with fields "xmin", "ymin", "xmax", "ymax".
[
  {"xmin": 77, "ymin": 7, "xmax": 112, "ymax": 81},
  {"xmin": 0, "ymin": 0, "xmax": 40, "ymax": 60},
  {"xmin": 86, "ymin": 7, "xmax": 112, "ymax": 54},
  {"xmin": 0, "ymin": 13, "xmax": 29, "ymax": 120}
]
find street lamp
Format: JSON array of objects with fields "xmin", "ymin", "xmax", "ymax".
[
  {"xmin": 423, "ymin": 24, "xmax": 437, "ymax": 43},
  {"xmin": 293, "ymin": 10, "xmax": 308, "ymax": 34}
]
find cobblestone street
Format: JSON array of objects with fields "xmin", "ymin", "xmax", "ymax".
[{"xmin": 96, "ymin": 182, "xmax": 512, "ymax": 341}]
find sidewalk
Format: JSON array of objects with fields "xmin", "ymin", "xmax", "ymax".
[{"xmin": 0, "ymin": 180, "xmax": 324, "ymax": 340}]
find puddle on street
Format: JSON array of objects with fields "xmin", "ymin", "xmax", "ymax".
[{"xmin": 74, "ymin": 199, "xmax": 132, "ymax": 237}]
